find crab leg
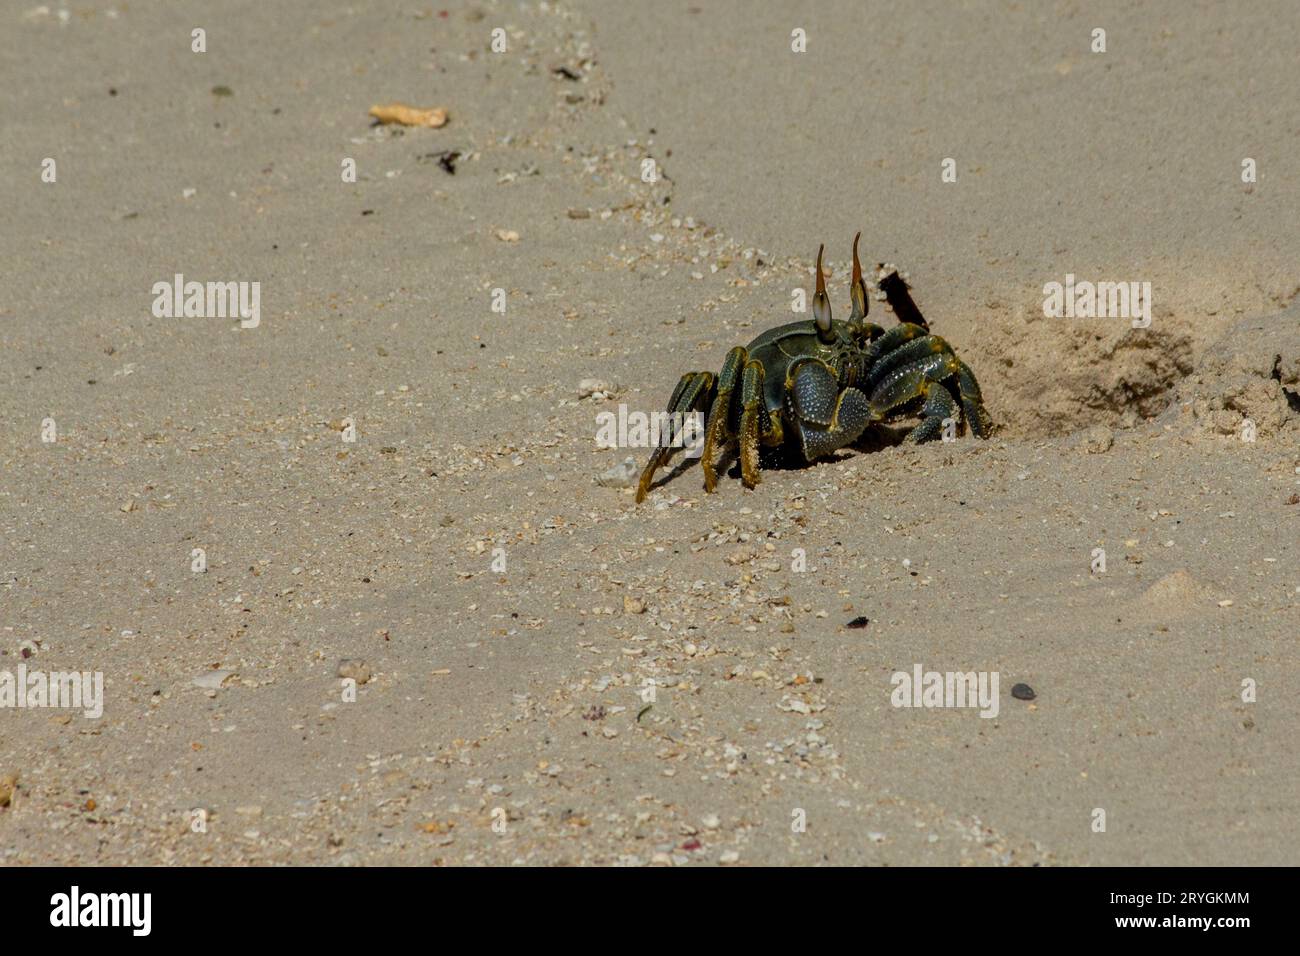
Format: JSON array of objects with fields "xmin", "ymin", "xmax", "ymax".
[
  {"xmin": 862, "ymin": 334, "xmax": 955, "ymax": 395},
  {"xmin": 868, "ymin": 351, "xmax": 959, "ymax": 409},
  {"xmin": 857, "ymin": 321, "xmax": 929, "ymax": 375},
  {"xmin": 903, "ymin": 381, "xmax": 961, "ymax": 443},
  {"xmin": 956, "ymin": 361, "xmax": 993, "ymax": 438},
  {"xmin": 865, "ymin": 349, "xmax": 962, "ymax": 440},
  {"xmin": 701, "ymin": 346, "xmax": 748, "ymax": 492},
  {"xmin": 635, "ymin": 370, "xmax": 716, "ymax": 503},
  {"xmin": 867, "ymin": 345, "xmax": 993, "ymax": 442},
  {"xmin": 738, "ymin": 359, "xmax": 773, "ymax": 489}
]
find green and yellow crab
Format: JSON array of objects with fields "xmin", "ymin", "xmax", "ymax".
[{"xmin": 636, "ymin": 234, "xmax": 992, "ymax": 502}]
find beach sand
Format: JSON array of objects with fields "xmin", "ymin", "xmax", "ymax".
[{"xmin": 1, "ymin": 0, "xmax": 1297, "ymax": 865}]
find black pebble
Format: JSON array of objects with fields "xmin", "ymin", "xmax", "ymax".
[
  {"xmin": 436, "ymin": 150, "xmax": 460, "ymax": 175},
  {"xmin": 1011, "ymin": 683, "xmax": 1036, "ymax": 701},
  {"xmin": 846, "ymin": 616, "xmax": 869, "ymax": 629}
]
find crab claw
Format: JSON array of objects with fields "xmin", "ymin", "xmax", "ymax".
[
  {"xmin": 849, "ymin": 231, "xmax": 869, "ymax": 324},
  {"xmin": 813, "ymin": 243, "xmax": 834, "ymax": 341}
]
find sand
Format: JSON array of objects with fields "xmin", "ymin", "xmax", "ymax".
[{"xmin": 1, "ymin": 0, "xmax": 1297, "ymax": 865}]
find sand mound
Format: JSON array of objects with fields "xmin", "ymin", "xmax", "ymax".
[
  {"xmin": 1131, "ymin": 569, "xmax": 1218, "ymax": 620},
  {"xmin": 1160, "ymin": 301, "xmax": 1300, "ymax": 438},
  {"xmin": 979, "ymin": 297, "xmax": 1195, "ymax": 438}
]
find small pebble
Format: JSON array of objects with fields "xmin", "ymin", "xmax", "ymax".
[
  {"xmin": 337, "ymin": 659, "xmax": 372, "ymax": 684},
  {"xmin": 596, "ymin": 457, "xmax": 638, "ymax": 489},
  {"xmin": 1083, "ymin": 424, "xmax": 1114, "ymax": 454},
  {"xmin": 1011, "ymin": 683, "xmax": 1036, "ymax": 701},
  {"xmin": 191, "ymin": 669, "xmax": 235, "ymax": 690},
  {"xmin": 577, "ymin": 378, "xmax": 616, "ymax": 399},
  {"xmin": 0, "ymin": 772, "xmax": 18, "ymax": 807}
]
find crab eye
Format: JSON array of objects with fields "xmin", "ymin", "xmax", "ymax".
[{"xmin": 813, "ymin": 291, "xmax": 832, "ymax": 333}]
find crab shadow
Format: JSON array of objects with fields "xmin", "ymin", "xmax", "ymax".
[{"xmin": 651, "ymin": 423, "xmax": 913, "ymax": 494}]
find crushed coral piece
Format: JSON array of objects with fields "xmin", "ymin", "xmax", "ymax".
[{"xmin": 368, "ymin": 103, "xmax": 448, "ymax": 128}]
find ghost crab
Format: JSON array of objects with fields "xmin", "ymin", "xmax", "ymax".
[{"xmin": 635, "ymin": 234, "xmax": 992, "ymax": 503}]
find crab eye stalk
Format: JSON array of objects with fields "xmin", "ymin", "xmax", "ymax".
[
  {"xmin": 813, "ymin": 243, "xmax": 835, "ymax": 342},
  {"xmin": 849, "ymin": 231, "xmax": 869, "ymax": 325}
]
